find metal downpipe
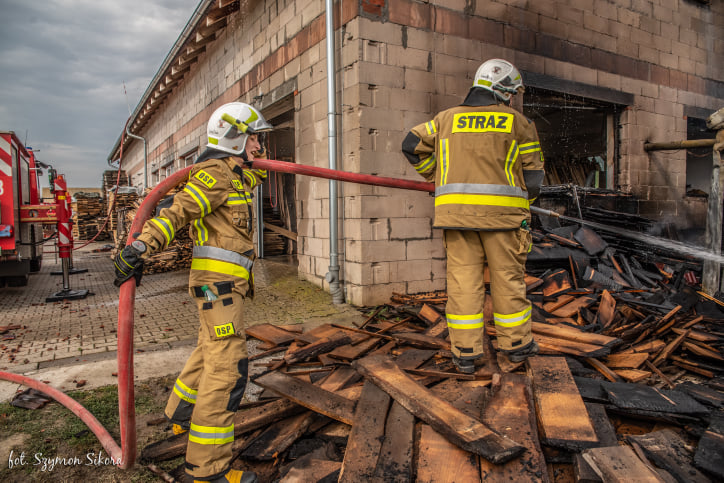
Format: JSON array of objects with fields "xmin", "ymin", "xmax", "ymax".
[
  {"xmin": 325, "ymin": 0, "xmax": 343, "ymax": 304},
  {"xmin": 124, "ymin": 127, "xmax": 148, "ymax": 191}
]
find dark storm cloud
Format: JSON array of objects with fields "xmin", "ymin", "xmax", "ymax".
[{"xmin": 0, "ymin": 0, "xmax": 200, "ymax": 188}]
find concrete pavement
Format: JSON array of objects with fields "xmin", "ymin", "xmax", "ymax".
[{"xmin": 0, "ymin": 241, "xmax": 365, "ymax": 402}]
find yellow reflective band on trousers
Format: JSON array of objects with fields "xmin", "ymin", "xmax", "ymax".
[
  {"xmin": 446, "ymin": 313, "xmax": 485, "ymax": 330},
  {"xmin": 435, "ymin": 193, "xmax": 530, "ymax": 209},
  {"xmin": 173, "ymin": 378, "xmax": 197, "ymax": 404},
  {"xmin": 188, "ymin": 422, "xmax": 234, "ymax": 445},
  {"xmin": 191, "ymin": 258, "xmax": 250, "ymax": 280},
  {"xmin": 150, "ymin": 217, "xmax": 175, "ymax": 245},
  {"xmin": 494, "ymin": 305, "xmax": 532, "ymax": 327}
]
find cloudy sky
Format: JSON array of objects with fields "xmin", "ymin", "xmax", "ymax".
[{"xmin": 0, "ymin": 0, "xmax": 201, "ymax": 189}]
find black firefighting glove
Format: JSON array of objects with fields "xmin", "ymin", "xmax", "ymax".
[{"xmin": 113, "ymin": 240, "xmax": 147, "ymax": 287}]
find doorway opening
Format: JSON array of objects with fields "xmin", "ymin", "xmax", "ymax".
[{"xmin": 259, "ymin": 96, "xmax": 297, "ymax": 260}]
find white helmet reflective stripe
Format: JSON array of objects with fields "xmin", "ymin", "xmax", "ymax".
[
  {"xmin": 472, "ymin": 59, "xmax": 524, "ymax": 102},
  {"xmin": 207, "ymin": 102, "xmax": 273, "ymax": 155}
]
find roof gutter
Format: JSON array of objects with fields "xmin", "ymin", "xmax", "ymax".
[{"xmin": 107, "ymin": 0, "xmax": 215, "ymax": 164}]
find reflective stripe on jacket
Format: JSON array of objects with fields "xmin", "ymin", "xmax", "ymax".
[
  {"xmin": 403, "ymin": 100, "xmax": 544, "ymax": 231},
  {"xmin": 137, "ymin": 156, "xmax": 265, "ymax": 287}
]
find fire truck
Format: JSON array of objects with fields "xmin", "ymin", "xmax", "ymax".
[{"xmin": 0, "ymin": 131, "xmax": 44, "ymax": 286}]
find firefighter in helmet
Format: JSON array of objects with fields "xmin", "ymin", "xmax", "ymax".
[
  {"xmin": 402, "ymin": 59, "xmax": 545, "ymax": 373},
  {"xmin": 114, "ymin": 102, "xmax": 271, "ymax": 482}
]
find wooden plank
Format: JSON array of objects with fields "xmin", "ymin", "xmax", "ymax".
[
  {"xmin": 671, "ymin": 327, "xmax": 720, "ymax": 343},
  {"xmin": 279, "ymin": 459, "xmax": 341, "ymax": 483},
  {"xmin": 627, "ymin": 429, "xmax": 710, "ymax": 483},
  {"xmin": 263, "ymin": 221, "xmax": 297, "ymax": 240},
  {"xmin": 675, "ymin": 381, "xmax": 724, "ymax": 408},
  {"xmin": 694, "ymin": 415, "xmax": 724, "ymax": 479},
  {"xmin": 418, "ymin": 303, "xmax": 443, "ymax": 325},
  {"xmin": 541, "ymin": 269, "xmax": 573, "ymax": 297},
  {"xmin": 669, "ymin": 356, "xmax": 716, "ymax": 378},
  {"xmin": 416, "ymin": 424, "xmax": 482, "ymax": 483},
  {"xmin": 140, "ymin": 398, "xmax": 303, "ymax": 461},
  {"xmin": 535, "ymin": 334, "xmax": 611, "ymax": 358},
  {"xmin": 479, "ymin": 373, "xmax": 550, "ymax": 482},
  {"xmin": 410, "ymin": 380, "xmax": 490, "ymax": 478},
  {"xmin": 585, "ymin": 358, "xmax": 621, "ymax": 383},
  {"xmin": 604, "ymin": 352, "xmax": 649, "ymax": 369},
  {"xmin": 284, "ymin": 332, "xmax": 352, "ymax": 365},
  {"xmin": 614, "ymin": 369, "xmax": 652, "ymax": 383},
  {"xmin": 372, "ymin": 401, "xmax": 415, "ymax": 482},
  {"xmin": 582, "ymin": 446, "xmax": 663, "ymax": 483},
  {"xmin": 652, "ymin": 329, "xmax": 691, "ymax": 366},
  {"xmin": 317, "ymin": 366, "xmax": 360, "ymax": 392},
  {"xmin": 601, "ymin": 381, "xmax": 709, "ymax": 416},
  {"xmin": 424, "ymin": 319, "xmax": 448, "ymax": 339},
  {"xmin": 253, "ymin": 371, "xmax": 356, "ymax": 424},
  {"xmin": 527, "ymin": 356, "xmax": 599, "ymax": 451},
  {"xmin": 532, "ymin": 322, "xmax": 621, "ymax": 348},
  {"xmin": 552, "ymin": 295, "xmax": 597, "ymax": 318},
  {"xmin": 597, "ymin": 290, "xmax": 617, "ymax": 328},
  {"xmin": 543, "ymin": 294, "xmax": 575, "ymax": 313},
  {"xmin": 391, "ymin": 331, "xmax": 451, "ymax": 350},
  {"xmin": 338, "ymin": 381, "xmax": 391, "ymax": 483},
  {"xmin": 353, "ymin": 354, "xmax": 525, "ymax": 464},
  {"xmin": 245, "ymin": 323, "xmax": 297, "ymax": 346},
  {"xmin": 327, "ymin": 337, "xmax": 379, "ymax": 361},
  {"xmin": 241, "ymin": 411, "xmax": 316, "ymax": 460},
  {"xmin": 585, "ymin": 403, "xmax": 617, "ymax": 447},
  {"xmin": 630, "ymin": 339, "xmax": 666, "ymax": 354},
  {"xmin": 394, "ymin": 348, "xmax": 437, "ymax": 370},
  {"xmin": 682, "ymin": 340, "xmax": 724, "ymax": 361}
]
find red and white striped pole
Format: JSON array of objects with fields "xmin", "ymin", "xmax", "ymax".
[{"xmin": 54, "ymin": 175, "xmax": 73, "ymax": 290}]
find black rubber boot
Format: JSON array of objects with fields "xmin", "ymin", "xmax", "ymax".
[
  {"xmin": 505, "ymin": 340, "xmax": 539, "ymax": 363},
  {"xmin": 194, "ymin": 469, "xmax": 258, "ymax": 483},
  {"xmin": 452, "ymin": 355, "xmax": 477, "ymax": 374}
]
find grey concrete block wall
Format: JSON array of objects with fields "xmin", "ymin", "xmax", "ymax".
[{"xmin": 114, "ymin": 0, "xmax": 723, "ymax": 306}]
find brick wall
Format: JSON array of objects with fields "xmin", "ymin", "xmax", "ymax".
[{"xmin": 118, "ymin": 0, "xmax": 724, "ymax": 306}]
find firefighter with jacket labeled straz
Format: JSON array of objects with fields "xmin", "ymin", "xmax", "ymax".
[
  {"xmin": 114, "ymin": 102, "xmax": 270, "ymax": 483},
  {"xmin": 402, "ymin": 59, "xmax": 545, "ymax": 374}
]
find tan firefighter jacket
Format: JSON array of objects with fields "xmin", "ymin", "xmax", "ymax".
[
  {"xmin": 136, "ymin": 155, "xmax": 266, "ymax": 289},
  {"xmin": 403, "ymin": 93, "xmax": 545, "ymax": 231}
]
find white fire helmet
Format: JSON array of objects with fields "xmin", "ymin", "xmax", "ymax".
[
  {"xmin": 472, "ymin": 59, "xmax": 524, "ymax": 102},
  {"xmin": 206, "ymin": 102, "xmax": 273, "ymax": 155}
]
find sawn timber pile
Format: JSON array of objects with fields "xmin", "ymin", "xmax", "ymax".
[{"xmin": 141, "ymin": 288, "xmax": 724, "ymax": 482}]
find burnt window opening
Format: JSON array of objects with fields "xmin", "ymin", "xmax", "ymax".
[
  {"xmin": 685, "ymin": 117, "xmax": 716, "ymax": 197},
  {"xmin": 523, "ymin": 87, "xmax": 620, "ymax": 189}
]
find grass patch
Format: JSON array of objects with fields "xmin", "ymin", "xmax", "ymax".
[{"xmin": 0, "ymin": 376, "xmax": 177, "ymax": 482}]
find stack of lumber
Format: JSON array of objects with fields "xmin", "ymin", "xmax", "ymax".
[
  {"xmin": 72, "ymin": 192, "xmax": 109, "ymax": 241},
  {"xmin": 102, "ymin": 169, "xmax": 129, "ymax": 199},
  {"xmin": 108, "ymin": 188, "xmax": 139, "ymax": 240},
  {"xmin": 112, "ymin": 189, "xmax": 193, "ymax": 273},
  {"xmin": 140, "ymin": 290, "xmax": 723, "ymax": 482}
]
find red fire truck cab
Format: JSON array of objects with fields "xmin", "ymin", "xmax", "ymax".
[{"xmin": 0, "ymin": 131, "xmax": 44, "ymax": 286}]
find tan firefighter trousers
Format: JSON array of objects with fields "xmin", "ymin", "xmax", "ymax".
[
  {"xmin": 444, "ymin": 228, "xmax": 533, "ymax": 359},
  {"xmin": 165, "ymin": 284, "xmax": 249, "ymax": 480}
]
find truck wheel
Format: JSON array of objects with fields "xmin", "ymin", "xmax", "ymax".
[
  {"xmin": 7, "ymin": 275, "xmax": 29, "ymax": 287},
  {"xmin": 30, "ymin": 257, "xmax": 42, "ymax": 273}
]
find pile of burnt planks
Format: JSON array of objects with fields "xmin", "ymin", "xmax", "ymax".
[{"xmin": 140, "ymin": 291, "xmax": 723, "ymax": 482}]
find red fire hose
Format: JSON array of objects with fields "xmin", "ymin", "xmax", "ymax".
[{"xmin": 0, "ymin": 159, "xmax": 436, "ymax": 470}]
